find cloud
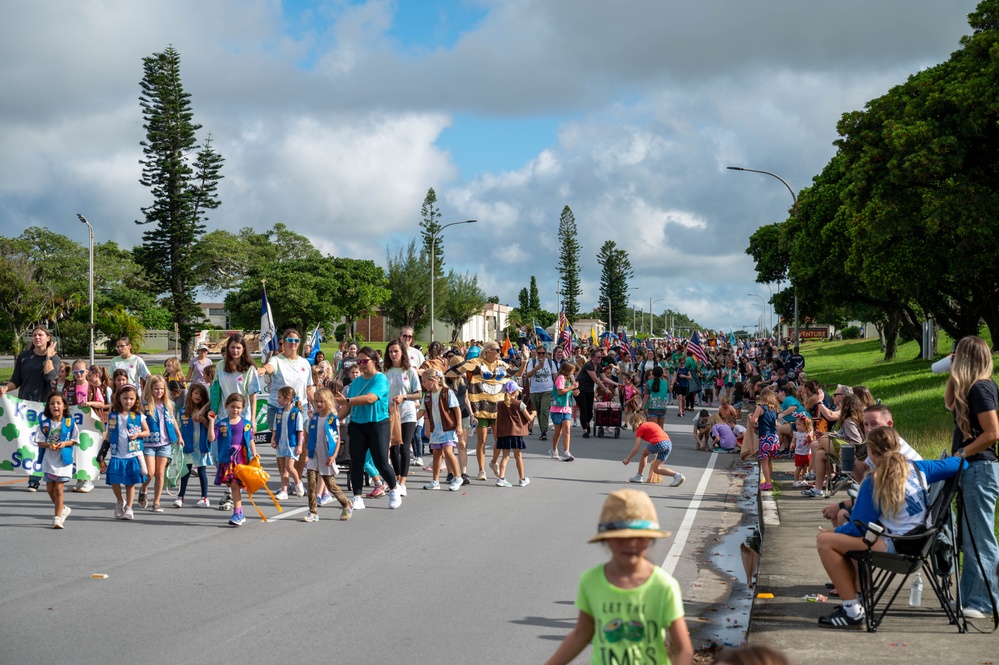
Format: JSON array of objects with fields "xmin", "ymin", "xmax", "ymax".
[{"xmin": 0, "ymin": 0, "xmax": 983, "ymax": 331}]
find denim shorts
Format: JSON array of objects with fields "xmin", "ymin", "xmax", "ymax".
[
  {"xmin": 44, "ymin": 473, "xmax": 70, "ymax": 483},
  {"xmin": 646, "ymin": 409, "xmax": 667, "ymax": 418},
  {"xmin": 551, "ymin": 412, "xmax": 571, "ymax": 425},
  {"xmin": 145, "ymin": 445, "xmax": 173, "ymax": 459}
]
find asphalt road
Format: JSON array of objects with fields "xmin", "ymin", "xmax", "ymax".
[{"xmin": 0, "ymin": 412, "xmax": 753, "ymax": 664}]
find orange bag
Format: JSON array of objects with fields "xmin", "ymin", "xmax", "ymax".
[{"xmin": 233, "ymin": 456, "xmax": 282, "ymax": 522}]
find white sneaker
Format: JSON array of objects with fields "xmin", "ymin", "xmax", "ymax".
[
  {"xmin": 80, "ymin": 480, "xmax": 94, "ymax": 493},
  {"xmin": 629, "ymin": 474, "xmax": 644, "ymax": 483},
  {"xmin": 388, "ymin": 488, "xmax": 402, "ymax": 509},
  {"xmin": 172, "ymin": 497, "xmax": 184, "ymax": 508},
  {"xmin": 518, "ymin": 477, "xmax": 531, "ymax": 487},
  {"xmin": 351, "ymin": 495, "xmax": 366, "ymax": 510},
  {"xmin": 963, "ymin": 607, "xmax": 989, "ymax": 619},
  {"xmin": 196, "ymin": 497, "xmax": 210, "ymax": 508},
  {"xmin": 295, "ymin": 482, "xmax": 305, "ymax": 497},
  {"xmin": 495, "ymin": 478, "xmax": 512, "ymax": 487},
  {"xmin": 670, "ymin": 473, "xmax": 686, "ymax": 488},
  {"xmin": 449, "ymin": 477, "xmax": 463, "ymax": 491},
  {"xmin": 53, "ymin": 516, "xmax": 63, "ymax": 529},
  {"xmin": 477, "ymin": 470, "xmax": 488, "ymax": 481},
  {"xmin": 561, "ymin": 451, "xmax": 575, "ymax": 462},
  {"xmin": 413, "ymin": 456, "xmax": 425, "ymax": 467},
  {"xmin": 275, "ymin": 490, "xmax": 289, "ymax": 501},
  {"xmin": 489, "ymin": 460, "xmax": 500, "ymax": 477},
  {"xmin": 398, "ymin": 484, "xmax": 408, "ymax": 497},
  {"xmin": 424, "ymin": 480, "xmax": 440, "ymax": 490},
  {"xmin": 549, "ymin": 449, "xmax": 560, "ymax": 459}
]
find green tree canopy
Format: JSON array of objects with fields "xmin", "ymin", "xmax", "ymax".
[
  {"xmin": 596, "ymin": 240, "xmax": 633, "ymax": 332},
  {"xmin": 382, "ymin": 239, "xmax": 430, "ymax": 334},
  {"xmin": 557, "ymin": 205, "xmax": 582, "ymax": 321},
  {"xmin": 438, "ymin": 271, "xmax": 487, "ymax": 343}
]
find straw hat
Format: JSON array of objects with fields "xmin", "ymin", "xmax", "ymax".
[
  {"xmin": 448, "ymin": 355, "xmax": 465, "ymax": 368},
  {"xmin": 589, "ymin": 489, "xmax": 671, "ymax": 543}
]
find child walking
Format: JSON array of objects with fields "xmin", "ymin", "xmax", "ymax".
[
  {"xmin": 271, "ymin": 386, "xmax": 305, "ymax": 500},
  {"xmin": 490, "ymin": 381, "xmax": 536, "ymax": 487},
  {"xmin": 174, "ymin": 383, "xmax": 215, "ymax": 508},
  {"xmin": 34, "ymin": 394, "xmax": 79, "ymax": 528},
  {"xmin": 418, "ymin": 369, "xmax": 464, "ymax": 492},
  {"xmin": 300, "ymin": 388, "xmax": 352, "ymax": 522},
  {"xmin": 643, "ymin": 365, "xmax": 670, "ymax": 428},
  {"xmin": 544, "ymin": 489, "xmax": 693, "ymax": 665},
  {"xmin": 749, "ymin": 387, "xmax": 782, "ymax": 491},
  {"xmin": 139, "ymin": 375, "xmax": 181, "ymax": 512},
  {"xmin": 791, "ymin": 412, "xmax": 815, "ymax": 488},
  {"xmin": 104, "ymin": 385, "xmax": 150, "ymax": 520},
  {"xmin": 623, "ymin": 412, "xmax": 685, "ymax": 487},
  {"xmin": 550, "ymin": 362, "xmax": 578, "ymax": 461},
  {"xmin": 215, "ymin": 393, "xmax": 257, "ymax": 526}
]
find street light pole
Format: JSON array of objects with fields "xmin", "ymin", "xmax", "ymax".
[
  {"xmin": 727, "ymin": 166, "xmax": 799, "ymax": 346},
  {"xmin": 429, "ymin": 219, "xmax": 477, "ymax": 343},
  {"xmin": 649, "ymin": 298, "xmax": 664, "ymax": 337},
  {"xmin": 77, "ymin": 214, "xmax": 95, "ymax": 366},
  {"xmin": 747, "ymin": 294, "xmax": 766, "ymax": 338}
]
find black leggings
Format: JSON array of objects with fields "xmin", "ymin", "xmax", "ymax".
[
  {"xmin": 179, "ymin": 464, "xmax": 208, "ymax": 499},
  {"xmin": 579, "ymin": 391, "xmax": 595, "ymax": 433},
  {"xmin": 391, "ymin": 421, "xmax": 416, "ymax": 477},
  {"xmin": 348, "ymin": 420, "xmax": 397, "ymax": 497}
]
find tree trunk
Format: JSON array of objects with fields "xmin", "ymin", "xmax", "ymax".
[
  {"xmin": 874, "ymin": 322, "xmax": 886, "ymax": 353},
  {"xmin": 883, "ymin": 307, "xmax": 902, "ymax": 361}
]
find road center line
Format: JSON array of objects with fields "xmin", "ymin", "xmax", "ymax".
[
  {"xmin": 661, "ymin": 451, "xmax": 719, "ymax": 576},
  {"xmin": 265, "ymin": 506, "xmax": 309, "ymax": 522}
]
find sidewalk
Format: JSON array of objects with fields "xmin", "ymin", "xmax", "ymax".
[{"xmin": 747, "ymin": 457, "xmax": 995, "ymax": 662}]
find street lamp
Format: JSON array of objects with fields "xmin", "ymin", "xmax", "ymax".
[
  {"xmin": 429, "ymin": 219, "xmax": 477, "ymax": 343},
  {"xmin": 727, "ymin": 166, "xmax": 799, "ymax": 346},
  {"xmin": 77, "ymin": 214, "xmax": 95, "ymax": 366},
  {"xmin": 649, "ymin": 298, "xmax": 664, "ymax": 337},
  {"xmin": 748, "ymin": 295, "xmax": 766, "ymax": 338}
]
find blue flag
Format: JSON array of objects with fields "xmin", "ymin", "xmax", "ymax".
[
  {"xmin": 307, "ymin": 325, "xmax": 321, "ymax": 363},
  {"xmin": 260, "ymin": 286, "xmax": 278, "ymax": 357},
  {"xmin": 534, "ymin": 321, "xmax": 554, "ymax": 343}
]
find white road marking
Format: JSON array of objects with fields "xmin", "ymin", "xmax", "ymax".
[
  {"xmin": 661, "ymin": 451, "xmax": 719, "ymax": 575},
  {"xmin": 265, "ymin": 506, "xmax": 309, "ymax": 522}
]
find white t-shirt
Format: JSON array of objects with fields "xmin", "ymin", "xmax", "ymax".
[
  {"xmin": 794, "ymin": 431, "xmax": 812, "ymax": 456},
  {"xmin": 109, "ymin": 354, "xmax": 149, "ymax": 387},
  {"xmin": 385, "ymin": 366, "xmax": 421, "ymax": 423},
  {"xmin": 526, "ymin": 358, "xmax": 557, "ymax": 393},
  {"xmin": 864, "ymin": 435, "xmax": 922, "ymax": 470},
  {"xmin": 405, "ymin": 346, "xmax": 425, "ymax": 371},
  {"xmin": 34, "ymin": 420, "xmax": 79, "ymax": 477},
  {"xmin": 264, "ymin": 355, "xmax": 313, "ymax": 407},
  {"xmin": 214, "ymin": 361, "xmax": 262, "ymax": 421}
]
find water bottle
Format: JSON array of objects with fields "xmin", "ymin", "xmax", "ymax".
[{"xmin": 909, "ymin": 572, "xmax": 923, "ymax": 606}]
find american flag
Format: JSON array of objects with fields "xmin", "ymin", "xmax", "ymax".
[
  {"xmin": 557, "ymin": 305, "xmax": 574, "ymax": 354},
  {"xmin": 689, "ymin": 330, "xmax": 709, "ymax": 365},
  {"xmin": 619, "ymin": 330, "xmax": 635, "ymax": 362}
]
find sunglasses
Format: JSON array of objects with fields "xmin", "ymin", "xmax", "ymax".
[
  {"xmin": 357, "ymin": 358, "xmax": 371, "ymax": 365},
  {"xmin": 401, "ymin": 334, "xmax": 413, "ymax": 339},
  {"xmin": 285, "ymin": 338, "xmax": 300, "ymax": 344},
  {"xmin": 73, "ymin": 370, "xmax": 87, "ymax": 375},
  {"xmin": 537, "ymin": 351, "xmax": 547, "ymax": 354}
]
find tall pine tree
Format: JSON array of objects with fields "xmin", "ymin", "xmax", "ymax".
[
  {"xmin": 557, "ymin": 205, "xmax": 582, "ymax": 322},
  {"xmin": 420, "ymin": 187, "xmax": 444, "ymax": 278},
  {"xmin": 134, "ymin": 46, "xmax": 223, "ymax": 360},
  {"xmin": 597, "ymin": 240, "xmax": 633, "ymax": 333}
]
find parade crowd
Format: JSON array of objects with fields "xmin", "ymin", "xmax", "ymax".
[{"xmin": 6, "ymin": 322, "xmax": 997, "ymax": 658}]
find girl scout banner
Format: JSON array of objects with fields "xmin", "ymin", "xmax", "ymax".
[{"xmin": 0, "ymin": 396, "xmax": 102, "ymax": 481}]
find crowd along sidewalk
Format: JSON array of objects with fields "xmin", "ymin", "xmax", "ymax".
[{"xmin": 746, "ymin": 457, "xmax": 996, "ymax": 663}]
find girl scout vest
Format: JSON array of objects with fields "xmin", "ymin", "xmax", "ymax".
[
  {"xmin": 307, "ymin": 413, "xmax": 339, "ymax": 459},
  {"xmin": 145, "ymin": 405, "xmax": 179, "ymax": 447},
  {"xmin": 107, "ymin": 412, "xmax": 145, "ymax": 457},
  {"xmin": 179, "ymin": 409, "xmax": 211, "ymax": 455},
  {"xmin": 274, "ymin": 406, "xmax": 302, "ymax": 448},
  {"xmin": 216, "ymin": 418, "xmax": 252, "ymax": 464},
  {"xmin": 39, "ymin": 416, "xmax": 75, "ymax": 466}
]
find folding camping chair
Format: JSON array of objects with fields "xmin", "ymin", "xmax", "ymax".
[{"xmin": 846, "ymin": 466, "xmax": 963, "ymax": 633}]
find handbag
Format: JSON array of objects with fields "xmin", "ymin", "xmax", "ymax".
[
  {"xmin": 389, "ymin": 403, "xmax": 403, "ymax": 446},
  {"xmin": 233, "ymin": 455, "xmax": 283, "ymax": 522}
]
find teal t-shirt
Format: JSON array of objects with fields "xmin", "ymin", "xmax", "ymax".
[
  {"xmin": 576, "ymin": 564, "xmax": 684, "ymax": 665},
  {"xmin": 347, "ymin": 372, "xmax": 389, "ymax": 424},
  {"xmin": 780, "ymin": 396, "xmax": 808, "ymax": 423}
]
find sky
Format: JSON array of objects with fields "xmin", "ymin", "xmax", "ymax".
[{"xmin": 0, "ymin": 0, "xmax": 983, "ymax": 333}]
